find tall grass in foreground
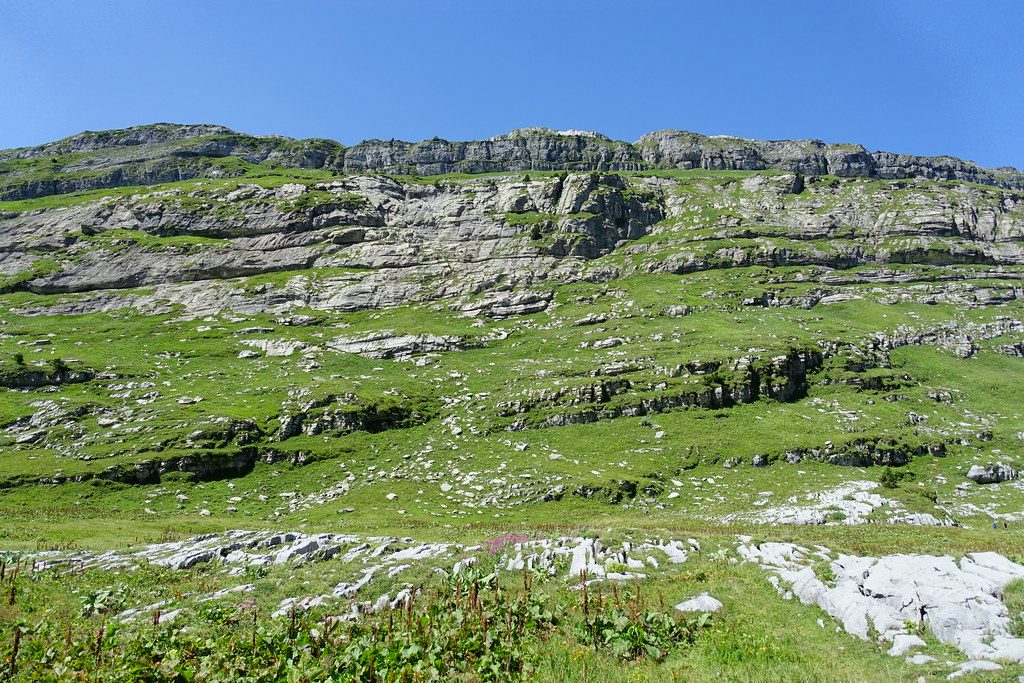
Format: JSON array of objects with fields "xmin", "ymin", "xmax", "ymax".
[{"xmin": 0, "ymin": 559, "xmax": 709, "ymax": 682}]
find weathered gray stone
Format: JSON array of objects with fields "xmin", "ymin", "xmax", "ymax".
[
  {"xmin": 674, "ymin": 593, "xmax": 723, "ymax": 613},
  {"xmin": 741, "ymin": 541, "xmax": 1024, "ymax": 664},
  {"xmin": 966, "ymin": 463, "xmax": 1018, "ymax": 484},
  {"xmin": 328, "ymin": 332, "xmax": 468, "ymax": 359}
]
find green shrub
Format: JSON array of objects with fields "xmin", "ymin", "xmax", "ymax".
[
  {"xmin": 879, "ymin": 467, "xmax": 909, "ymax": 489},
  {"xmin": 48, "ymin": 357, "xmax": 70, "ymax": 375}
]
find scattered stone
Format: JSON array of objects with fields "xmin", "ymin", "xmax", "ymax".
[{"xmin": 722, "ymin": 480, "xmax": 955, "ymax": 527}]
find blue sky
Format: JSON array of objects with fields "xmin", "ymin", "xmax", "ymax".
[{"xmin": 2, "ymin": 1, "xmax": 1022, "ymax": 168}]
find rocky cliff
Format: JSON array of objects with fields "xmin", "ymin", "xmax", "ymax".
[
  {"xmin": 2, "ymin": 123, "xmax": 1022, "ymax": 202},
  {"xmin": 2, "ymin": 163, "xmax": 1021, "ymax": 319}
]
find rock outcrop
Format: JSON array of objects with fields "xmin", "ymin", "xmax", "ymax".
[
  {"xmin": 741, "ymin": 540, "xmax": 1024, "ymax": 665},
  {"xmin": 328, "ymin": 332, "xmax": 469, "ymax": 359}
]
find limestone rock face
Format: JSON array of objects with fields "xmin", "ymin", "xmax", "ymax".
[
  {"xmin": 635, "ymin": 130, "xmax": 1023, "ymax": 188},
  {"xmin": 4, "ymin": 163, "xmax": 1023, "ymax": 320},
  {"xmin": 344, "ymin": 128, "xmax": 645, "ymax": 175},
  {"xmin": 0, "ymin": 123, "xmax": 235, "ymax": 158}
]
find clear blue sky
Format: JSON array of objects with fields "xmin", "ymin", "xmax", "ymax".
[{"xmin": 2, "ymin": 1, "xmax": 1022, "ymax": 168}]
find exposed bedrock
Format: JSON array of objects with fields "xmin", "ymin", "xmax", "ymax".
[{"xmin": 3, "ymin": 169, "xmax": 1022, "ymax": 317}]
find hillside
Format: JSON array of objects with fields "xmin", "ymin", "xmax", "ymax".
[{"xmin": 1, "ymin": 124, "xmax": 1024, "ymax": 681}]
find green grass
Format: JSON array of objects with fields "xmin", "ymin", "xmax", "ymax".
[
  {"xmin": 0, "ymin": 267, "xmax": 1020, "ymax": 539},
  {"xmin": 505, "ymin": 211, "xmax": 557, "ymax": 226}
]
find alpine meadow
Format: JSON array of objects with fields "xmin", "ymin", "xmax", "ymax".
[{"xmin": 0, "ymin": 121, "xmax": 1023, "ymax": 681}]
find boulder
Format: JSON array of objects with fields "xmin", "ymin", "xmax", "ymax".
[
  {"xmin": 663, "ymin": 305, "xmax": 690, "ymax": 317},
  {"xmin": 674, "ymin": 592, "xmax": 723, "ymax": 613},
  {"xmin": 966, "ymin": 463, "xmax": 1018, "ymax": 484},
  {"xmin": 240, "ymin": 339, "xmax": 309, "ymax": 357},
  {"xmin": 741, "ymin": 541, "xmax": 1024, "ymax": 663},
  {"xmin": 887, "ymin": 633, "xmax": 926, "ymax": 656}
]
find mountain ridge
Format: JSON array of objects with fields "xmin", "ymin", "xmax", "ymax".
[{"xmin": 2, "ymin": 123, "xmax": 1022, "ymax": 203}]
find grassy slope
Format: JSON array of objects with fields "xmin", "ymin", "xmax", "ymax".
[{"xmin": 1, "ymin": 168, "xmax": 1023, "ymax": 680}]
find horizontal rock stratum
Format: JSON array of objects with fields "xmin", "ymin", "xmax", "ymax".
[{"xmin": 2, "ymin": 122, "xmax": 1022, "ymax": 201}]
